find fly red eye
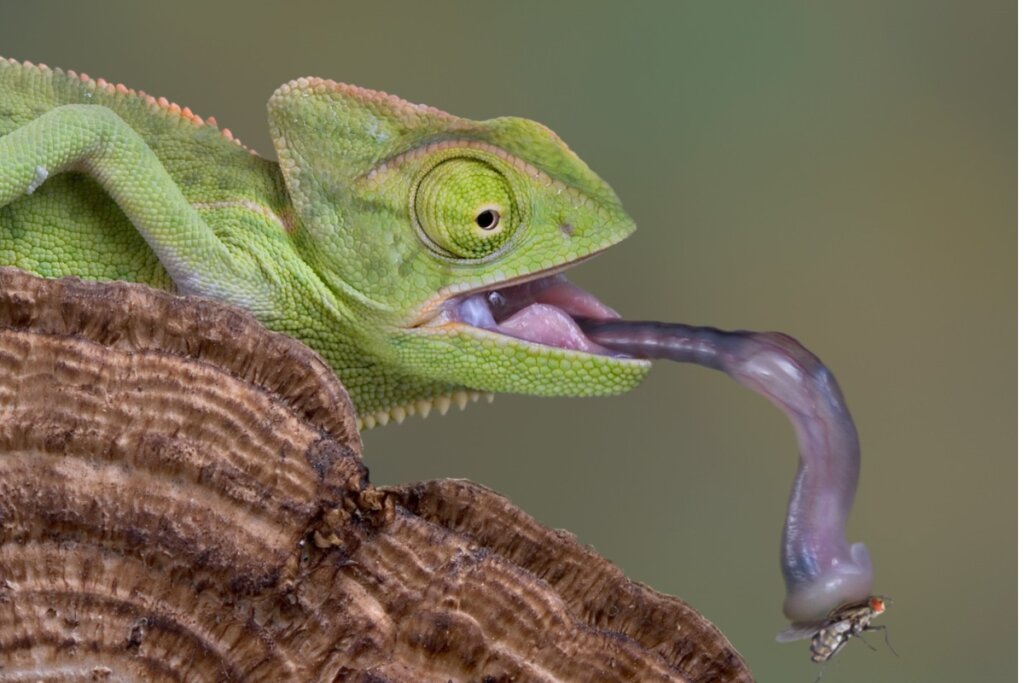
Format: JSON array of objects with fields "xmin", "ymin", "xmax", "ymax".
[{"xmin": 870, "ymin": 597, "xmax": 885, "ymax": 613}]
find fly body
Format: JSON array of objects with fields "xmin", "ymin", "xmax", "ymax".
[{"xmin": 777, "ymin": 596, "xmax": 893, "ymax": 668}]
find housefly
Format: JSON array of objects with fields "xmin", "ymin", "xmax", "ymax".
[{"xmin": 777, "ymin": 596, "xmax": 893, "ymax": 677}]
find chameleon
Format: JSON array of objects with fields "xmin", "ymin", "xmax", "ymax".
[
  {"xmin": 0, "ymin": 57, "xmax": 650, "ymax": 429},
  {"xmin": 0, "ymin": 57, "xmax": 880, "ymax": 635}
]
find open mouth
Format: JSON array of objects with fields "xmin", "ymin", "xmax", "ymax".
[{"xmin": 420, "ymin": 274, "xmax": 628, "ymax": 356}]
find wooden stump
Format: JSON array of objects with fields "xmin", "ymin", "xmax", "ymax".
[{"xmin": 0, "ymin": 268, "xmax": 752, "ymax": 682}]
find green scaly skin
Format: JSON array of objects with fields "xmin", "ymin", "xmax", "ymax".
[{"xmin": 0, "ymin": 58, "xmax": 651, "ymax": 426}]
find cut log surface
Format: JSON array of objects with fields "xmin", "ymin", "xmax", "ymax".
[{"xmin": 0, "ymin": 268, "xmax": 753, "ymax": 683}]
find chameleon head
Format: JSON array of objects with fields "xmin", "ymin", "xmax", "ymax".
[{"xmin": 268, "ymin": 78, "xmax": 650, "ymax": 413}]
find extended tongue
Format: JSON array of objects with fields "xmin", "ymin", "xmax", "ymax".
[{"xmin": 576, "ymin": 317, "xmax": 873, "ymax": 623}]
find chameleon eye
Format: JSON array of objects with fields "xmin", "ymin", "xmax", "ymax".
[
  {"xmin": 414, "ymin": 159, "xmax": 517, "ymax": 259},
  {"xmin": 475, "ymin": 208, "xmax": 500, "ymax": 230}
]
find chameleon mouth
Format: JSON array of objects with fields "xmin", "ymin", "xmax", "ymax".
[{"xmin": 423, "ymin": 274, "xmax": 627, "ymax": 356}]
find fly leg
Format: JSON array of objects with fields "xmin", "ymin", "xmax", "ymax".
[{"xmin": 862, "ymin": 624, "xmax": 899, "ymax": 657}]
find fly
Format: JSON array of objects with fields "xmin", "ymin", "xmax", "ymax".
[{"xmin": 776, "ymin": 596, "xmax": 894, "ymax": 679}]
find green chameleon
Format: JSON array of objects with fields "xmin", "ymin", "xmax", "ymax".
[
  {"xmin": 0, "ymin": 58, "xmax": 882, "ymax": 637},
  {"xmin": 0, "ymin": 58, "xmax": 650, "ymax": 428}
]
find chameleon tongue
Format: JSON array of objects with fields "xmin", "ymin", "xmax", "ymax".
[
  {"xmin": 453, "ymin": 275, "xmax": 620, "ymax": 355},
  {"xmin": 576, "ymin": 318, "xmax": 874, "ymax": 623},
  {"xmin": 496, "ymin": 303, "xmax": 610, "ymax": 354},
  {"xmin": 486, "ymin": 274, "xmax": 619, "ymax": 323},
  {"xmin": 525, "ymin": 275, "xmax": 620, "ymax": 321}
]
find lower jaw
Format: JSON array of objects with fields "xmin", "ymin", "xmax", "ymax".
[{"xmin": 355, "ymin": 349, "xmax": 649, "ymax": 430}]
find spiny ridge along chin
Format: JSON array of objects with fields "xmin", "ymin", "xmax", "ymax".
[
  {"xmin": 428, "ymin": 274, "xmax": 625, "ymax": 355},
  {"xmin": 358, "ymin": 390, "xmax": 494, "ymax": 431}
]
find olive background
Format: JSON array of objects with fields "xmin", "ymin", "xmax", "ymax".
[{"xmin": 1, "ymin": 2, "xmax": 1014, "ymax": 680}]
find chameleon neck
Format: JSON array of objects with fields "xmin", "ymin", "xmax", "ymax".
[{"xmin": 269, "ymin": 215, "xmax": 480, "ymax": 425}]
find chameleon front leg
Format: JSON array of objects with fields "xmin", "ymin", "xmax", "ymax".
[{"xmin": 0, "ymin": 104, "xmax": 254, "ymax": 303}]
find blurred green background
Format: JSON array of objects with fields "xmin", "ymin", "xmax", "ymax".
[{"xmin": 1, "ymin": 1, "xmax": 1013, "ymax": 680}]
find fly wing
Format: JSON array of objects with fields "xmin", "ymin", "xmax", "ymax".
[{"xmin": 776, "ymin": 622, "xmax": 824, "ymax": 643}]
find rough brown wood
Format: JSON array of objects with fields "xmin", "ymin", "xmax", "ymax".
[
  {"xmin": 0, "ymin": 268, "xmax": 753, "ymax": 682},
  {"xmin": 388, "ymin": 480, "xmax": 750, "ymax": 683}
]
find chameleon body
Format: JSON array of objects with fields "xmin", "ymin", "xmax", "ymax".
[{"xmin": 0, "ymin": 58, "xmax": 650, "ymax": 426}]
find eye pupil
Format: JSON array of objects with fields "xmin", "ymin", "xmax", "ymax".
[{"xmin": 475, "ymin": 209, "xmax": 500, "ymax": 230}]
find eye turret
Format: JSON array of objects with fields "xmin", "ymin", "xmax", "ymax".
[{"xmin": 414, "ymin": 158, "xmax": 518, "ymax": 259}]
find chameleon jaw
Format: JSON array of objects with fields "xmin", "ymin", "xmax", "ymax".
[
  {"xmin": 364, "ymin": 267, "xmax": 649, "ymax": 432},
  {"xmin": 419, "ymin": 274, "xmax": 631, "ymax": 357}
]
